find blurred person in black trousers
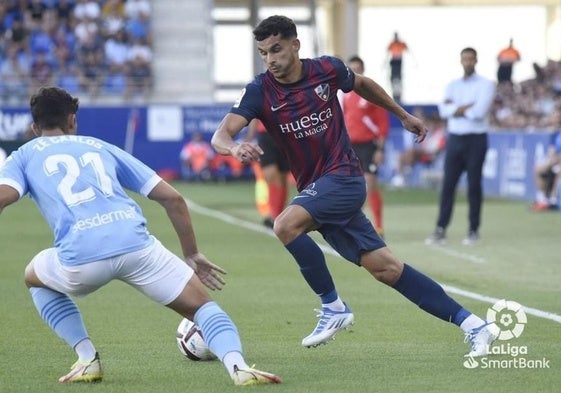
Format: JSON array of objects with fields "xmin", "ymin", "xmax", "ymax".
[{"xmin": 426, "ymin": 48, "xmax": 495, "ymax": 246}]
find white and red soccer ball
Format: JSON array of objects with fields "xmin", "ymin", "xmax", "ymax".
[{"xmin": 176, "ymin": 318, "xmax": 217, "ymax": 361}]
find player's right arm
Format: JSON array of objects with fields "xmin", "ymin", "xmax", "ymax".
[
  {"xmin": 0, "ymin": 184, "xmax": 20, "ymax": 214},
  {"xmin": 147, "ymin": 180, "xmax": 226, "ymax": 291},
  {"xmin": 211, "ymin": 113, "xmax": 263, "ymax": 164}
]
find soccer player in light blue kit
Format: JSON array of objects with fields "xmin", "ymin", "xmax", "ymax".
[
  {"xmin": 0, "ymin": 87, "xmax": 281, "ymax": 386},
  {"xmin": 212, "ymin": 15, "xmax": 498, "ymax": 357}
]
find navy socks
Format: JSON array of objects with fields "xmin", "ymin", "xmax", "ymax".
[
  {"xmin": 285, "ymin": 233, "xmax": 337, "ymax": 303},
  {"xmin": 393, "ymin": 263, "xmax": 464, "ymax": 323}
]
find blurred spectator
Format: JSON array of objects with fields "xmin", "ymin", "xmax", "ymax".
[
  {"xmin": 77, "ymin": 32, "xmax": 104, "ymax": 66},
  {"xmin": 532, "ymin": 131, "xmax": 561, "ymax": 211},
  {"xmin": 101, "ymin": 0, "xmax": 126, "ymax": 39},
  {"xmin": 124, "ymin": 38, "xmax": 152, "ymax": 101},
  {"xmin": 78, "ymin": 50, "xmax": 104, "ymax": 99},
  {"xmin": 125, "ymin": 10, "xmax": 151, "ymax": 44},
  {"xmin": 0, "ymin": 43, "xmax": 30, "ymax": 104},
  {"xmin": 391, "ymin": 110, "xmax": 446, "ymax": 189},
  {"xmin": 2, "ymin": 0, "xmax": 24, "ymax": 32},
  {"xmin": 211, "ymin": 154, "xmax": 245, "ymax": 182},
  {"xmin": 497, "ymin": 38, "xmax": 520, "ymax": 84},
  {"xmin": 104, "ymin": 29, "xmax": 128, "ymax": 96},
  {"xmin": 54, "ymin": 0, "xmax": 75, "ymax": 25},
  {"xmin": 101, "ymin": 0, "xmax": 125, "ymax": 19},
  {"xmin": 4, "ymin": 16, "xmax": 29, "ymax": 52},
  {"xmin": 180, "ymin": 132, "xmax": 214, "ymax": 181},
  {"xmin": 30, "ymin": 49, "xmax": 55, "ymax": 91},
  {"xmin": 124, "ymin": 0, "xmax": 151, "ymax": 20},
  {"xmin": 52, "ymin": 23, "xmax": 77, "ymax": 70},
  {"xmin": 28, "ymin": 22, "xmax": 55, "ymax": 56},
  {"xmin": 57, "ymin": 62, "xmax": 81, "ymax": 94},
  {"xmin": 76, "ymin": 30, "xmax": 104, "ymax": 99},
  {"xmin": 73, "ymin": 0, "xmax": 100, "ymax": 21},
  {"xmin": 73, "ymin": 14, "xmax": 99, "ymax": 45},
  {"xmin": 386, "ymin": 31, "xmax": 408, "ymax": 102},
  {"xmin": 105, "ymin": 29, "xmax": 128, "ymax": 73},
  {"xmin": 25, "ymin": 0, "xmax": 48, "ymax": 28}
]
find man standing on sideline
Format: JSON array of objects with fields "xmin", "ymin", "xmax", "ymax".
[
  {"xmin": 0, "ymin": 87, "xmax": 281, "ymax": 386},
  {"xmin": 212, "ymin": 16, "xmax": 498, "ymax": 358},
  {"xmin": 497, "ymin": 38, "xmax": 520, "ymax": 84},
  {"xmin": 342, "ymin": 55, "xmax": 389, "ymax": 237},
  {"xmin": 426, "ymin": 47, "xmax": 495, "ymax": 246}
]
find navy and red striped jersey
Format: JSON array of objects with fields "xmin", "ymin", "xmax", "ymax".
[{"xmin": 230, "ymin": 55, "xmax": 364, "ymax": 191}]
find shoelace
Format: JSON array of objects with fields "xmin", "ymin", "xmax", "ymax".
[
  {"xmin": 463, "ymin": 324, "xmax": 487, "ymax": 348},
  {"xmin": 313, "ymin": 308, "xmax": 343, "ymax": 332}
]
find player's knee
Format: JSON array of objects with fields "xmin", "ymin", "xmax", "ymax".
[
  {"xmin": 361, "ymin": 248, "xmax": 403, "ymax": 285},
  {"xmin": 24, "ymin": 262, "xmax": 40, "ymax": 288},
  {"xmin": 272, "ymin": 215, "xmax": 291, "ymax": 242}
]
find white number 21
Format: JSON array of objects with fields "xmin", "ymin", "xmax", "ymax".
[{"xmin": 44, "ymin": 152, "xmax": 113, "ymax": 206}]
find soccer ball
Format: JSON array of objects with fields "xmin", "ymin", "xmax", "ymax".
[{"xmin": 176, "ymin": 318, "xmax": 217, "ymax": 361}]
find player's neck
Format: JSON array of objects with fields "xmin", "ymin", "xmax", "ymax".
[{"xmin": 41, "ymin": 129, "xmax": 66, "ymax": 136}]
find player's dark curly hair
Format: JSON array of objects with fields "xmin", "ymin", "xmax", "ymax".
[
  {"xmin": 253, "ymin": 15, "xmax": 297, "ymax": 41},
  {"xmin": 30, "ymin": 86, "xmax": 79, "ymax": 132}
]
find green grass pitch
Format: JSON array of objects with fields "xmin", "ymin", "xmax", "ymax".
[{"xmin": 1, "ymin": 181, "xmax": 560, "ymax": 393}]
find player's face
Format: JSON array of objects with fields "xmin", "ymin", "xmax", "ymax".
[{"xmin": 256, "ymin": 34, "xmax": 300, "ymax": 83}]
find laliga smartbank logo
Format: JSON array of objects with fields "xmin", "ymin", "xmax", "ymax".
[{"xmin": 463, "ymin": 299, "xmax": 550, "ymax": 369}]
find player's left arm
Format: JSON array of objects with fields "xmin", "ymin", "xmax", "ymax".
[
  {"xmin": 354, "ymin": 73, "xmax": 428, "ymax": 143},
  {"xmin": 147, "ymin": 180, "xmax": 226, "ymax": 290}
]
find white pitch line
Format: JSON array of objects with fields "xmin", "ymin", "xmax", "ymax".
[
  {"xmin": 425, "ymin": 244, "xmax": 486, "ymax": 264},
  {"xmin": 185, "ymin": 198, "xmax": 561, "ymax": 325}
]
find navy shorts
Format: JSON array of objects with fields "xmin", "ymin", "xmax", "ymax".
[{"xmin": 291, "ymin": 175, "xmax": 386, "ymax": 265}]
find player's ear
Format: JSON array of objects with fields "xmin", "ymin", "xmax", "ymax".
[
  {"xmin": 31, "ymin": 123, "xmax": 40, "ymax": 137},
  {"xmin": 68, "ymin": 114, "xmax": 77, "ymax": 134},
  {"xmin": 292, "ymin": 39, "xmax": 300, "ymax": 51}
]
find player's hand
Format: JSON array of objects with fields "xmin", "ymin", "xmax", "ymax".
[
  {"xmin": 402, "ymin": 113, "xmax": 428, "ymax": 143},
  {"xmin": 230, "ymin": 142, "xmax": 263, "ymax": 164},
  {"xmin": 185, "ymin": 253, "xmax": 227, "ymax": 291}
]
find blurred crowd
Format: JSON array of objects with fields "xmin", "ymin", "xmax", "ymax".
[
  {"xmin": 1, "ymin": 2, "xmax": 561, "ymax": 132},
  {"xmin": 0, "ymin": 0, "xmax": 152, "ymax": 105},
  {"xmin": 490, "ymin": 60, "xmax": 561, "ymax": 131}
]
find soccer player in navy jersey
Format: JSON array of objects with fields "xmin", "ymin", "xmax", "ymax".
[
  {"xmin": 212, "ymin": 15, "xmax": 498, "ymax": 357},
  {"xmin": 0, "ymin": 87, "xmax": 281, "ymax": 386}
]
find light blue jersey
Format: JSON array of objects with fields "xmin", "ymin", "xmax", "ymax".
[{"xmin": 0, "ymin": 135, "xmax": 161, "ymax": 265}]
